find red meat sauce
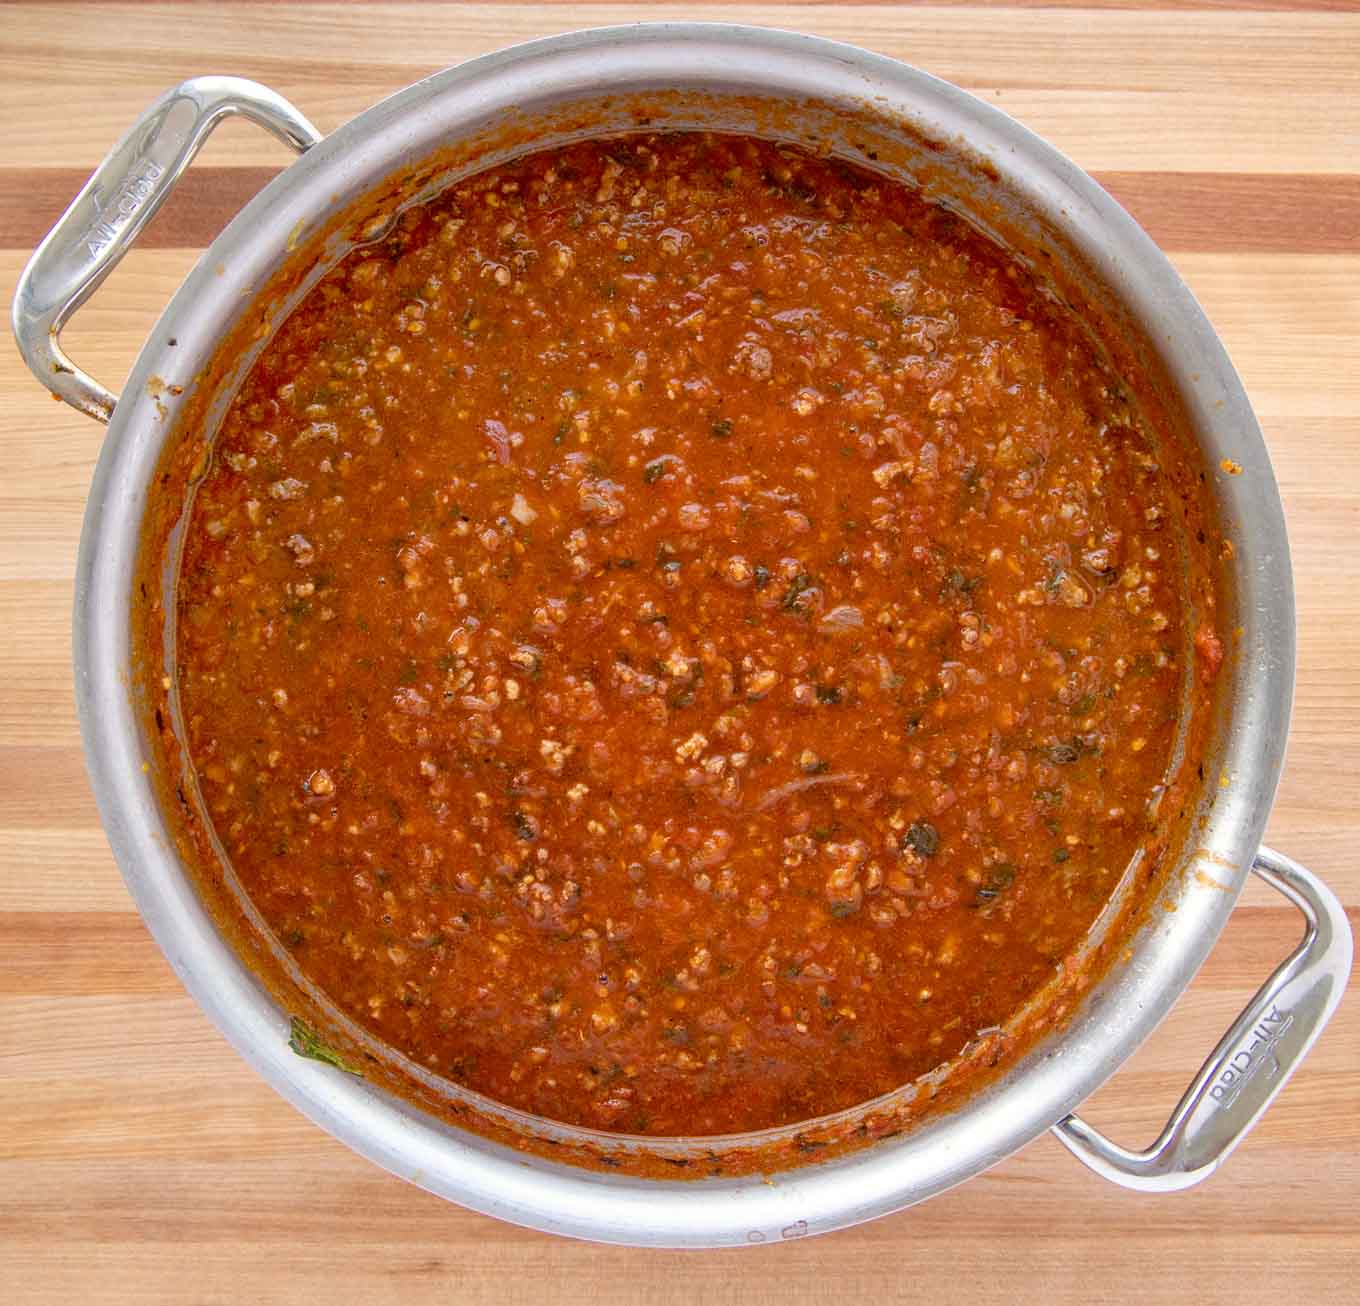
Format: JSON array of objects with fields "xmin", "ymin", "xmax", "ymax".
[{"xmin": 175, "ymin": 132, "xmax": 1195, "ymax": 1136}]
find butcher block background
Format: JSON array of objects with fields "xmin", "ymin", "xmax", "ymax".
[{"xmin": 1, "ymin": 4, "xmax": 1356, "ymax": 1303}]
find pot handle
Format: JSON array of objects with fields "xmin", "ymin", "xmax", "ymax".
[
  {"xmin": 1052, "ymin": 846, "xmax": 1351, "ymax": 1191},
  {"xmin": 10, "ymin": 76, "xmax": 321, "ymax": 423}
]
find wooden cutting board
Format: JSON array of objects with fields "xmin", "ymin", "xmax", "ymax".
[{"xmin": 1, "ymin": 5, "xmax": 1356, "ymax": 1302}]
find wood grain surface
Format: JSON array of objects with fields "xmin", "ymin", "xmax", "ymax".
[{"xmin": 1, "ymin": 4, "xmax": 1356, "ymax": 1303}]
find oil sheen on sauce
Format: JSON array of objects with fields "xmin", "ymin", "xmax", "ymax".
[{"xmin": 176, "ymin": 133, "xmax": 1194, "ymax": 1136}]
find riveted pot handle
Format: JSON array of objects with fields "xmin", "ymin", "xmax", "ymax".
[
  {"xmin": 1052, "ymin": 847, "xmax": 1352, "ymax": 1192},
  {"xmin": 10, "ymin": 76, "xmax": 321, "ymax": 423}
]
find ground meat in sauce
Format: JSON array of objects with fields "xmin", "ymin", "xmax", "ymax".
[{"xmin": 176, "ymin": 133, "xmax": 1191, "ymax": 1136}]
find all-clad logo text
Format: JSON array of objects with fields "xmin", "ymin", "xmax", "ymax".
[
  {"xmin": 1209, "ymin": 1004, "xmax": 1293, "ymax": 1109},
  {"xmin": 84, "ymin": 159, "xmax": 165, "ymax": 256}
]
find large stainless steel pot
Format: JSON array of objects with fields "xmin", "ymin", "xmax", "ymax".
[{"xmin": 12, "ymin": 24, "xmax": 1351, "ymax": 1246}]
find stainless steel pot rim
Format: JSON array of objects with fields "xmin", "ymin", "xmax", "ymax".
[{"xmin": 53, "ymin": 22, "xmax": 1346, "ymax": 1247}]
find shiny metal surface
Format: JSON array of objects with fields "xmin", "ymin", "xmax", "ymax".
[
  {"xmin": 16, "ymin": 24, "xmax": 1350, "ymax": 1246},
  {"xmin": 11, "ymin": 77, "xmax": 320, "ymax": 422},
  {"xmin": 1053, "ymin": 847, "xmax": 1353, "ymax": 1190}
]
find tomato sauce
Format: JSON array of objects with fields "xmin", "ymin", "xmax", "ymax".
[{"xmin": 175, "ymin": 133, "xmax": 1198, "ymax": 1136}]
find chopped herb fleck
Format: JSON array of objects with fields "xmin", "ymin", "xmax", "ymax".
[
  {"xmin": 940, "ymin": 569, "xmax": 982, "ymax": 601},
  {"xmin": 903, "ymin": 821, "xmax": 941, "ymax": 857},
  {"xmin": 1048, "ymin": 739, "xmax": 1085, "ymax": 765},
  {"xmin": 781, "ymin": 573, "xmax": 815, "ymax": 614},
  {"xmin": 288, "ymin": 1018, "xmax": 361, "ymax": 1074},
  {"xmin": 974, "ymin": 864, "xmax": 1016, "ymax": 906}
]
